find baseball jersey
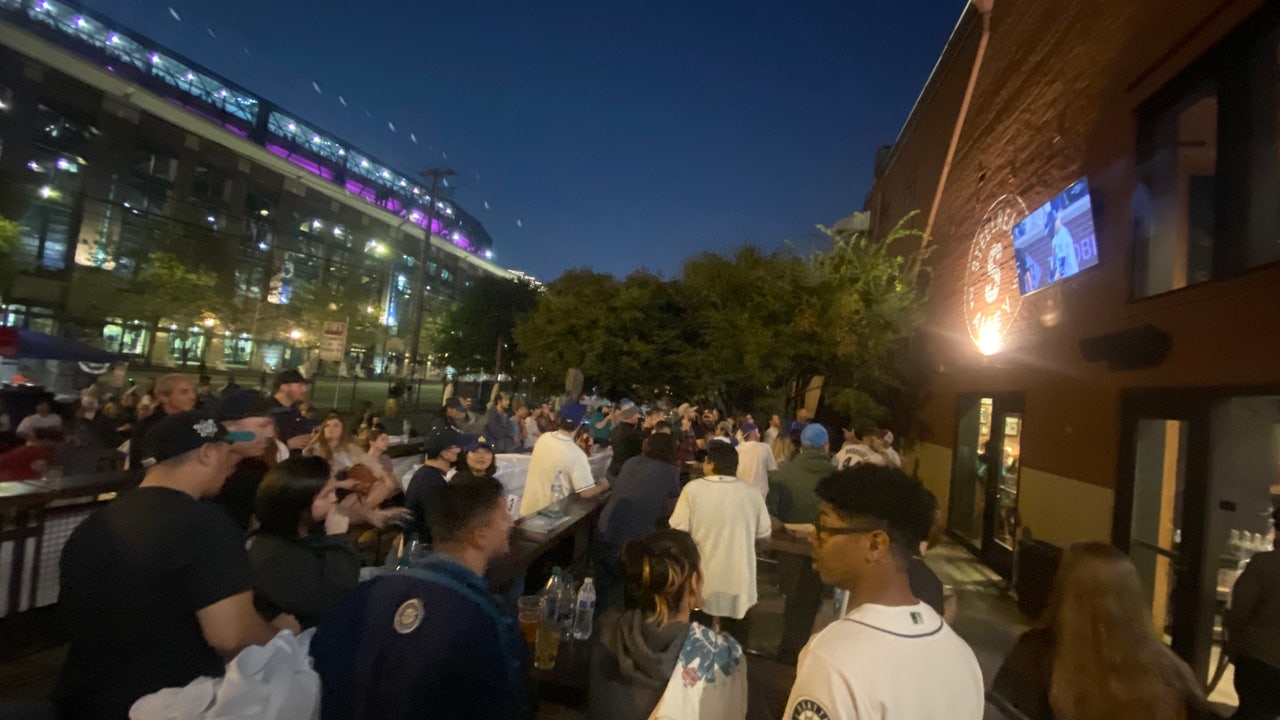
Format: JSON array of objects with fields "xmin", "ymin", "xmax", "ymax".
[{"xmin": 784, "ymin": 601, "xmax": 983, "ymax": 720}]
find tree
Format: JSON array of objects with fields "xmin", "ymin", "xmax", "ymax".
[
  {"xmin": 118, "ymin": 252, "xmax": 220, "ymax": 326},
  {"xmin": 511, "ymin": 269, "xmax": 617, "ymax": 395},
  {"xmin": 808, "ymin": 212, "xmax": 933, "ymax": 430},
  {"xmin": 509, "ymin": 212, "xmax": 932, "ymax": 431},
  {"xmin": 436, "ymin": 276, "xmax": 540, "ymax": 374},
  {"xmin": 290, "ymin": 278, "xmax": 385, "ymax": 351},
  {"xmin": 679, "ymin": 246, "xmax": 826, "ymax": 411},
  {"xmin": 0, "ymin": 214, "xmax": 22, "ymax": 302},
  {"xmin": 112, "ymin": 252, "xmax": 220, "ymax": 361}
]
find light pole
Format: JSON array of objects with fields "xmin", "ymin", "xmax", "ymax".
[{"xmin": 405, "ymin": 168, "xmax": 455, "ymax": 387}]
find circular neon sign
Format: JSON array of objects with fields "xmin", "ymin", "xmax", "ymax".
[{"xmin": 962, "ymin": 194, "xmax": 1027, "ymax": 355}]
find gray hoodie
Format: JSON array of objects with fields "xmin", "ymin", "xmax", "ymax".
[{"xmin": 588, "ymin": 609, "xmax": 689, "ymax": 720}]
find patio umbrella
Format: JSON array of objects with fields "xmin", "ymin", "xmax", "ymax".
[{"xmin": 0, "ymin": 326, "xmax": 120, "ymax": 363}]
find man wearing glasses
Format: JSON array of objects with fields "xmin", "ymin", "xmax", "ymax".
[{"xmin": 784, "ymin": 464, "xmax": 983, "ymax": 720}]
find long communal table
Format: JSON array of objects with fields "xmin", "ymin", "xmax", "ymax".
[{"xmin": 486, "ymin": 492, "xmax": 605, "ymax": 592}]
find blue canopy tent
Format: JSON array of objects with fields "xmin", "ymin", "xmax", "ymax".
[{"xmin": 0, "ymin": 327, "xmax": 119, "ymax": 363}]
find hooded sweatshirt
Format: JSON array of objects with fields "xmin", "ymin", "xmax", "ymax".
[{"xmin": 588, "ymin": 609, "xmax": 689, "ymax": 720}]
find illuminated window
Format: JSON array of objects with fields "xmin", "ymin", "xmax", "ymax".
[{"xmin": 1133, "ymin": 8, "xmax": 1280, "ymax": 297}]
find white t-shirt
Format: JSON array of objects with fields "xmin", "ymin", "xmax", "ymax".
[
  {"xmin": 763, "ymin": 426, "xmax": 779, "ymax": 446},
  {"xmin": 668, "ymin": 475, "xmax": 772, "ymax": 619},
  {"xmin": 519, "ymin": 431, "xmax": 596, "ymax": 516},
  {"xmin": 523, "ymin": 416, "xmax": 541, "ymax": 448},
  {"xmin": 833, "ymin": 442, "xmax": 886, "ymax": 470},
  {"xmin": 785, "ymin": 602, "xmax": 984, "ymax": 720},
  {"xmin": 16, "ymin": 413, "xmax": 62, "ymax": 438},
  {"xmin": 735, "ymin": 439, "xmax": 777, "ymax": 497}
]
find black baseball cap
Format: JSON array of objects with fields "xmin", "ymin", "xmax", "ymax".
[
  {"xmin": 423, "ymin": 427, "xmax": 465, "ymax": 458},
  {"xmin": 213, "ymin": 389, "xmax": 275, "ymax": 421},
  {"xmin": 141, "ymin": 411, "xmax": 254, "ymax": 467},
  {"xmin": 443, "ymin": 397, "xmax": 466, "ymax": 411},
  {"xmin": 274, "ymin": 369, "xmax": 307, "ymax": 388}
]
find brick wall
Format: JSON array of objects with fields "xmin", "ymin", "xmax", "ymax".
[{"xmin": 872, "ymin": 0, "xmax": 1278, "ymax": 492}]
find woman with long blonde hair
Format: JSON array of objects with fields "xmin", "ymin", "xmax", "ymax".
[
  {"xmin": 991, "ymin": 542, "xmax": 1211, "ymax": 720},
  {"xmin": 303, "ymin": 414, "xmax": 405, "ymax": 526}
]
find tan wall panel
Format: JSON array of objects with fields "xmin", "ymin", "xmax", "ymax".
[
  {"xmin": 906, "ymin": 441, "xmax": 954, "ymax": 520},
  {"xmin": 1018, "ymin": 467, "xmax": 1114, "ymax": 547}
]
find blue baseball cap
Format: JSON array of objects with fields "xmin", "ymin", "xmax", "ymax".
[
  {"xmin": 558, "ymin": 402, "xmax": 587, "ymax": 425},
  {"xmin": 800, "ymin": 423, "xmax": 829, "ymax": 449}
]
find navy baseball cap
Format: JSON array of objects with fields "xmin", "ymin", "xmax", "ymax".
[
  {"xmin": 213, "ymin": 389, "xmax": 274, "ymax": 421},
  {"xmin": 423, "ymin": 427, "xmax": 465, "ymax": 458},
  {"xmin": 466, "ymin": 435, "xmax": 494, "ymax": 452},
  {"xmin": 141, "ymin": 411, "xmax": 254, "ymax": 467}
]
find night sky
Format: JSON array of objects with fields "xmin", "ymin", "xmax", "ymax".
[{"xmin": 76, "ymin": 0, "xmax": 962, "ymax": 282}]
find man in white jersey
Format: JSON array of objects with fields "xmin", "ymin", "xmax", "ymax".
[
  {"xmin": 832, "ymin": 427, "xmax": 886, "ymax": 470},
  {"xmin": 733, "ymin": 422, "xmax": 776, "ymax": 497},
  {"xmin": 784, "ymin": 463, "xmax": 983, "ymax": 720}
]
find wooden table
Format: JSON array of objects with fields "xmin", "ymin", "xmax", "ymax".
[{"xmin": 486, "ymin": 492, "xmax": 606, "ymax": 592}]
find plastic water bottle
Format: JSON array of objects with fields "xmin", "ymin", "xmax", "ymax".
[
  {"xmin": 541, "ymin": 566, "xmax": 564, "ymax": 624},
  {"xmin": 572, "ymin": 578, "xmax": 596, "ymax": 640},
  {"xmin": 557, "ymin": 571, "xmax": 576, "ymax": 640},
  {"xmin": 550, "ymin": 470, "xmax": 566, "ymax": 505},
  {"xmin": 402, "ymin": 419, "xmax": 412, "ymax": 442}
]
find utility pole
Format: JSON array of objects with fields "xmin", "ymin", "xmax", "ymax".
[{"xmin": 405, "ymin": 167, "xmax": 455, "ymax": 387}]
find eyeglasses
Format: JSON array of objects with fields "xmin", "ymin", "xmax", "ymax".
[{"xmin": 811, "ymin": 522, "xmax": 883, "ymax": 540}]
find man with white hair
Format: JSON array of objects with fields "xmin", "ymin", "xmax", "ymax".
[{"xmin": 128, "ymin": 373, "xmax": 197, "ymax": 478}]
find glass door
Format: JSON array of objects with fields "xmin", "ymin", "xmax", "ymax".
[
  {"xmin": 1119, "ymin": 390, "xmax": 1280, "ymax": 714},
  {"xmin": 948, "ymin": 396, "xmax": 992, "ymax": 548},
  {"xmin": 1202, "ymin": 396, "xmax": 1280, "ymax": 708},
  {"xmin": 949, "ymin": 393, "xmax": 1023, "ymax": 576},
  {"xmin": 1129, "ymin": 418, "xmax": 1189, "ymax": 643}
]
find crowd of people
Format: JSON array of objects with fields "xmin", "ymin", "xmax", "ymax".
[{"xmin": 3, "ymin": 374, "xmax": 1268, "ymax": 719}]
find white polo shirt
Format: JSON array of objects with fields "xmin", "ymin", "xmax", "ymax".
[
  {"xmin": 735, "ymin": 439, "xmax": 777, "ymax": 497},
  {"xmin": 519, "ymin": 431, "xmax": 596, "ymax": 516},
  {"xmin": 785, "ymin": 601, "xmax": 983, "ymax": 720},
  {"xmin": 668, "ymin": 474, "xmax": 772, "ymax": 619}
]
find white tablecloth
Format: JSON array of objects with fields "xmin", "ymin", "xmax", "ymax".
[
  {"xmin": 399, "ymin": 447, "xmax": 613, "ymax": 519},
  {"xmin": 492, "ymin": 448, "xmax": 613, "ymax": 518}
]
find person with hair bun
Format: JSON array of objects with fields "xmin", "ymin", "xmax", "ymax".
[{"xmin": 588, "ymin": 529, "xmax": 747, "ymax": 720}]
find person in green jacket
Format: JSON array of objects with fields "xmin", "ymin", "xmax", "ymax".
[{"xmin": 766, "ymin": 423, "xmax": 834, "ymax": 663}]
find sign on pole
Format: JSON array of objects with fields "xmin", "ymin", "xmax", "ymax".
[{"xmin": 319, "ymin": 321, "xmax": 348, "ymax": 362}]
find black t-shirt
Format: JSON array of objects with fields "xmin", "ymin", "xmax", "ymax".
[
  {"xmin": 908, "ymin": 555, "xmax": 946, "ymax": 618},
  {"xmin": 607, "ymin": 422, "xmax": 643, "ymax": 479},
  {"xmin": 269, "ymin": 397, "xmax": 314, "ymax": 455},
  {"xmin": 212, "ymin": 457, "xmax": 271, "ymax": 531},
  {"xmin": 404, "ymin": 464, "xmax": 449, "ymax": 542},
  {"xmin": 54, "ymin": 486, "xmax": 253, "ymax": 720},
  {"xmin": 128, "ymin": 410, "xmax": 167, "ymax": 481}
]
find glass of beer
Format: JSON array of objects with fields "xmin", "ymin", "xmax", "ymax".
[
  {"xmin": 517, "ymin": 596, "xmax": 542, "ymax": 646},
  {"xmin": 534, "ymin": 599, "xmax": 560, "ymax": 670}
]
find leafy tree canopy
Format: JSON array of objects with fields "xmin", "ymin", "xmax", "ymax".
[
  {"xmin": 436, "ymin": 275, "xmax": 540, "ymax": 373},
  {"xmin": 510, "ymin": 212, "xmax": 932, "ymax": 430}
]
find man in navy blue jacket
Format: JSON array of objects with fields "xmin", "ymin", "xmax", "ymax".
[{"xmin": 312, "ymin": 476, "xmax": 528, "ymax": 720}]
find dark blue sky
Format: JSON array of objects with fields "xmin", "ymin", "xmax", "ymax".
[{"xmin": 79, "ymin": 0, "xmax": 961, "ymax": 281}]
